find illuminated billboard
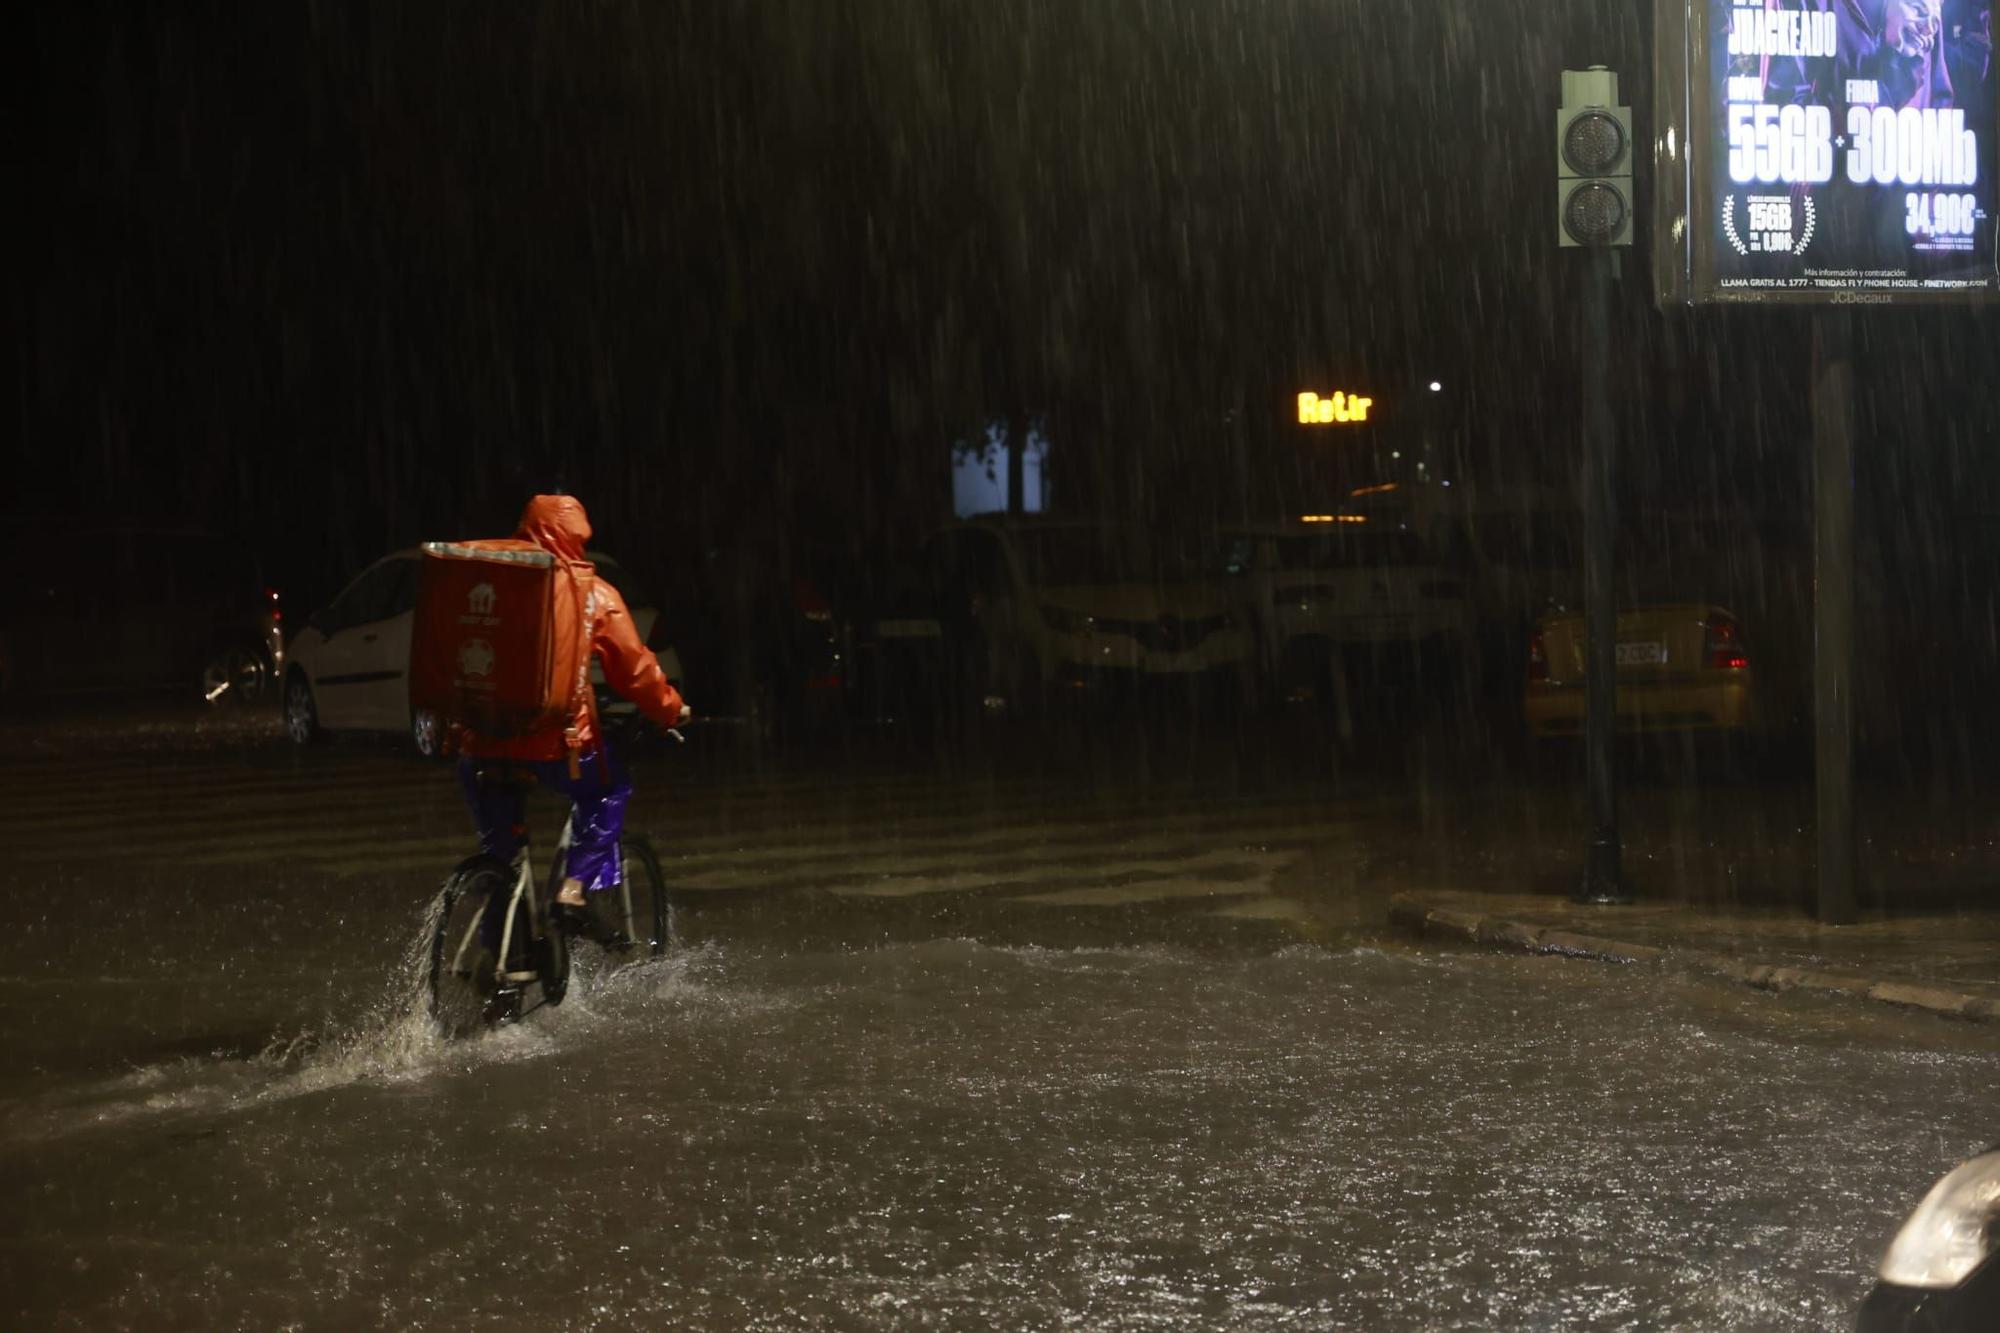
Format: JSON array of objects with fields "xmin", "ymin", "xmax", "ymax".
[{"xmin": 1656, "ymin": 1, "xmax": 1998, "ymax": 304}]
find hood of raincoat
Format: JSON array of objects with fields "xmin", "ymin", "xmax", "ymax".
[{"xmin": 515, "ymin": 494, "xmax": 592, "ymax": 564}]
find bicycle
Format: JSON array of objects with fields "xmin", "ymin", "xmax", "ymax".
[{"xmin": 427, "ymin": 719, "xmax": 678, "ymax": 1035}]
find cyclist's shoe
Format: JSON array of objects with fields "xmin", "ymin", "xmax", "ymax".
[
  {"xmin": 555, "ymin": 898, "xmax": 628, "ymax": 947},
  {"xmin": 550, "ymin": 900, "xmax": 591, "ymax": 936}
]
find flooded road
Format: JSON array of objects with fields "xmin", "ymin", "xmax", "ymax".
[{"xmin": 3, "ymin": 713, "xmax": 1995, "ymax": 1328}]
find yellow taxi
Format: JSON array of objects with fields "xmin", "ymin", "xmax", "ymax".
[{"xmin": 1523, "ymin": 604, "xmax": 1756, "ymax": 738}]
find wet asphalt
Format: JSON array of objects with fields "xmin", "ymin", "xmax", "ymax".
[{"xmin": 1, "ymin": 703, "xmax": 1995, "ymax": 1329}]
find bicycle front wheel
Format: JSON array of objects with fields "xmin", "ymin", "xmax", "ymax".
[
  {"xmin": 428, "ymin": 856, "xmax": 518, "ymax": 1036},
  {"xmin": 602, "ymin": 835, "xmax": 671, "ymax": 960}
]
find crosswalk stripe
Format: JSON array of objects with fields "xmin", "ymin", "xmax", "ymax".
[
  {"xmin": 1208, "ymin": 895, "xmax": 1313, "ymax": 922},
  {"xmin": 0, "ymin": 756, "xmax": 412, "ymax": 787},
  {"xmin": 177, "ymin": 806, "xmax": 1340, "ymax": 881},
  {"xmin": 828, "ymin": 848, "xmax": 1292, "ymax": 901},
  {"xmin": 141, "ymin": 798, "xmax": 1342, "ymax": 884},
  {"xmin": 672, "ymin": 813, "xmax": 1329, "ymax": 870},
  {"xmin": 1008, "ymin": 877, "xmax": 1276, "ymax": 908},
  {"xmin": 7, "ymin": 748, "xmax": 1250, "ymax": 801},
  {"xmin": 0, "ymin": 773, "xmax": 413, "ymax": 811},
  {"xmin": 8, "ymin": 792, "xmax": 463, "ymax": 841},
  {"xmin": 0, "ymin": 779, "xmax": 438, "ymax": 830},
  {"xmin": 0, "ymin": 766, "xmax": 1080, "ymax": 838},
  {"xmin": 14, "ymin": 778, "xmax": 1375, "ymax": 870},
  {"xmin": 671, "ymin": 825, "xmax": 1326, "ymax": 890},
  {"xmin": 0, "ymin": 764, "xmax": 1032, "ymax": 836},
  {"xmin": 90, "ymin": 800, "xmax": 1361, "ymax": 881},
  {"xmin": 309, "ymin": 845, "xmax": 1308, "ymax": 887},
  {"xmin": 7, "ymin": 759, "xmax": 1355, "ymax": 924},
  {"xmin": 6, "ymin": 744, "xmax": 1382, "ymax": 944}
]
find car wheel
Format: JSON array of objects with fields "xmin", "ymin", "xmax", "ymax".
[
  {"xmin": 1005, "ymin": 648, "xmax": 1044, "ymax": 722},
  {"xmin": 203, "ymin": 649, "xmax": 268, "ymax": 707},
  {"xmin": 284, "ymin": 673, "xmax": 322, "ymax": 745},
  {"xmin": 1277, "ymin": 640, "xmax": 1325, "ymax": 707},
  {"xmin": 746, "ymin": 679, "xmax": 780, "ymax": 750},
  {"xmin": 411, "ymin": 708, "xmax": 442, "ymax": 758}
]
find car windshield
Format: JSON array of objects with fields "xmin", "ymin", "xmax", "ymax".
[
  {"xmin": 1452, "ymin": 513, "xmax": 1583, "ymax": 573},
  {"xmin": 1011, "ymin": 527, "xmax": 1149, "ymax": 587},
  {"xmin": 153, "ymin": 534, "xmax": 261, "ymax": 603},
  {"xmin": 1271, "ymin": 528, "xmax": 1430, "ymax": 571},
  {"xmin": 592, "ymin": 555, "xmax": 651, "ymax": 610}
]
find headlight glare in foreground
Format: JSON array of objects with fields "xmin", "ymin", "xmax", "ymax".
[{"xmin": 1879, "ymin": 1151, "xmax": 2000, "ymax": 1289}]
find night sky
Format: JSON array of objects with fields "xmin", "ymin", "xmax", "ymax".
[{"xmin": 17, "ymin": 1, "xmax": 1999, "ymax": 615}]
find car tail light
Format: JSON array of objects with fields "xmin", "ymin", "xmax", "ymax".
[
  {"xmin": 1527, "ymin": 631, "xmax": 1548, "ymax": 682},
  {"xmin": 1704, "ymin": 617, "xmax": 1748, "ymax": 670},
  {"xmin": 793, "ymin": 576, "xmax": 832, "ymax": 622}
]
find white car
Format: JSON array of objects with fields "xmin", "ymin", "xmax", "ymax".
[
  {"xmin": 283, "ymin": 548, "xmax": 670, "ymax": 754},
  {"xmin": 922, "ymin": 518, "xmax": 1253, "ymax": 714},
  {"xmin": 1221, "ymin": 521, "xmax": 1471, "ymax": 704}
]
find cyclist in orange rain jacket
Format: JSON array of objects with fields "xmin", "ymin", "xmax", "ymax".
[{"xmin": 455, "ymin": 494, "xmax": 690, "ymax": 933}]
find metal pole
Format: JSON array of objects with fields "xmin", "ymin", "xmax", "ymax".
[
  {"xmin": 1812, "ymin": 310, "xmax": 1858, "ymax": 924},
  {"xmin": 1577, "ymin": 244, "xmax": 1629, "ymax": 904}
]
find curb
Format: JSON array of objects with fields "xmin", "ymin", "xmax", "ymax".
[{"xmin": 1387, "ymin": 894, "xmax": 1999, "ymax": 1024}]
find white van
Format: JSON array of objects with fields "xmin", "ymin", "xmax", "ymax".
[
  {"xmin": 920, "ymin": 517, "xmax": 1253, "ymax": 714},
  {"xmin": 1221, "ymin": 520, "xmax": 1471, "ymax": 705}
]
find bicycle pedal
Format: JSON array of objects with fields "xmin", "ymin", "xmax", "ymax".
[{"xmin": 482, "ymin": 988, "xmax": 523, "ymax": 1026}]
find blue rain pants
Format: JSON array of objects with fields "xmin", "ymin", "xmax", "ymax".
[{"xmin": 457, "ymin": 745, "xmax": 632, "ymax": 895}]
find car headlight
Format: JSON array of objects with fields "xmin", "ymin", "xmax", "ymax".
[
  {"xmin": 1041, "ymin": 605, "xmax": 1094, "ymax": 634},
  {"xmin": 1879, "ymin": 1150, "xmax": 2000, "ymax": 1288}
]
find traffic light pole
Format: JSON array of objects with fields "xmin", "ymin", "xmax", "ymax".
[
  {"xmin": 1812, "ymin": 310, "xmax": 1859, "ymax": 924},
  {"xmin": 1576, "ymin": 244, "xmax": 1629, "ymax": 904},
  {"xmin": 1556, "ymin": 66, "xmax": 1632, "ymax": 904}
]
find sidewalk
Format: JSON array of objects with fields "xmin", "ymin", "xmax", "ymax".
[{"xmin": 1387, "ymin": 890, "xmax": 2000, "ymax": 1022}]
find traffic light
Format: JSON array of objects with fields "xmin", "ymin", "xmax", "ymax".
[{"xmin": 1557, "ymin": 66, "xmax": 1633, "ymax": 248}]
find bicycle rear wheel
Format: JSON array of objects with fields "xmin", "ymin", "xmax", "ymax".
[
  {"xmin": 429, "ymin": 857, "xmax": 524, "ymax": 1036},
  {"xmin": 600, "ymin": 835, "xmax": 671, "ymax": 961}
]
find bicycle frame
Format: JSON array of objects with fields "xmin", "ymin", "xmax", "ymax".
[
  {"xmin": 431, "ymin": 721, "xmax": 676, "ymax": 1033},
  {"xmin": 441, "ymin": 808, "xmax": 581, "ymax": 990}
]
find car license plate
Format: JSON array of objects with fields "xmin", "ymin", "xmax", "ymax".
[{"xmin": 1615, "ymin": 640, "xmax": 1666, "ymax": 666}]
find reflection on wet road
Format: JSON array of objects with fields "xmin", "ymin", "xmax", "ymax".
[{"xmin": 2, "ymin": 723, "xmax": 1995, "ymax": 1329}]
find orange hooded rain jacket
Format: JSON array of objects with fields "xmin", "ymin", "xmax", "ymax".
[{"xmin": 455, "ymin": 495, "xmax": 686, "ymax": 762}]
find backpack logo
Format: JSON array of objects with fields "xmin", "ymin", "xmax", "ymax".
[
  {"xmin": 458, "ymin": 638, "xmax": 496, "ymax": 678},
  {"xmin": 467, "ymin": 583, "xmax": 497, "ymax": 616}
]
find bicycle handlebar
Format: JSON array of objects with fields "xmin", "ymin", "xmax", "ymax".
[{"xmin": 596, "ymin": 699, "xmax": 695, "ymax": 752}]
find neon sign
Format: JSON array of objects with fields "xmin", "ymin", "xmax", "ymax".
[{"xmin": 1297, "ymin": 391, "xmax": 1374, "ymax": 424}]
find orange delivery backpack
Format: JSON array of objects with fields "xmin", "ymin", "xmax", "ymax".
[{"xmin": 407, "ymin": 540, "xmax": 595, "ymax": 750}]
